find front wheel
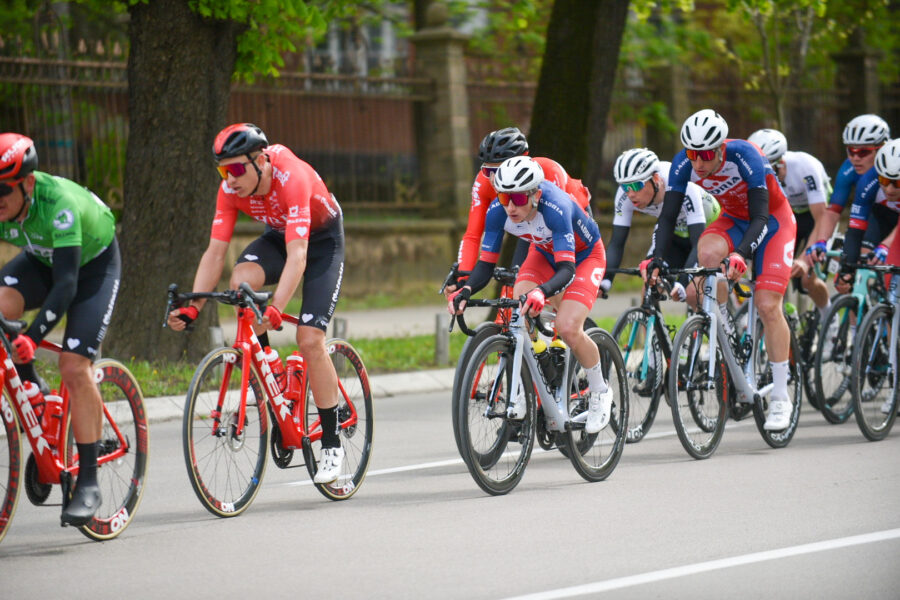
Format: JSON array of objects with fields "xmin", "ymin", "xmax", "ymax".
[
  {"xmin": 814, "ymin": 294, "xmax": 859, "ymax": 424},
  {"xmin": 451, "ymin": 322, "xmax": 502, "ymax": 455},
  {"xmin": 304, "ymin": 340, "xmax": 374, "ymax": 500},
  {"xmin": 611, "ymin": 308, "xmax": 663, "ymax": 443},
  {"xmin": 565, "ymin": 328, "xmax": 628, "ymax": 482},
  {"xmin": 668, "ymin": 315, "xmax": 728, "ymax": 459},
  {"xmin": 852, "ymin": 305, "xmax": 898, "ymax": 441},
  {"xmin": 0, "ymin": 397, "xmax": 22, "ymax": 545},
  {"xmin": 183, "ymin": 347, "xmax": 268, "ymax": 518}
]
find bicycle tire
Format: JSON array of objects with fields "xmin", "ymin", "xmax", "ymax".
[
  {"xmin": 851, "ymin": 305, "xmax": 898, "ymax": 441},
  {"xmin": 183, "ymin": 347, "xmax": 268, "ymax": 517},
  {"xmin": 451, "ymin": 322, "xmax": 502, "ymax": 455},
  {"xmin": 565, "ymin": 328, "xmax": 628, "ymax": 482},
  {"xmin": 456, "ymin": 334, "xmax": 535, "ymax": 495},
  {"xmin": 728, "ymin": 302, "xmax": 754, "ymax": 421},
  {"xmin": 0, "ymin": 396, "xmax": 22, "ymax": 545},
  {"xmin": 796, "ymin": 309, "xmax": 821, "ymax": 410},
  {"xmin": 611, "ymin": 308, "xmax": 663, "ymax": 443},
  {"xmin": 668, "ymin": 314, "xmax": 728, "ymax": 460},
  {"xmin": 814, "ymin": 294, "xmax": 859, "ymax": 424},
  {"xmin": 67, "ymin": 360, "xmax": 150, "ymax": 541},
  {"xmin": 749, "ymin": 321, "xmax": 802, "ymax": 448},
  {"xmin": 303, "ymin": 339, "xmax": 374, "ymax": 500}
]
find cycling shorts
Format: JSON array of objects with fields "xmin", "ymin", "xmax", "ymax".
[
  {"xmin": 0, "ymin": 238, "xmax": 121, "ymax": 360},
  {"xmin": 794, "ymin": 210, "xmax": 814, "ymax": 251},
  {"xmin": 517, "ymin": 240, "xmax": 606, "ymax": 310},
  {"xmin": 702, "ymin": 202, "xmax": 796, "ymax": 295},
  {"xmin": 235, "ymin": 221, "xmax": 344, "ymax": 332}
]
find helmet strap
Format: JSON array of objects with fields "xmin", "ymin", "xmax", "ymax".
[
  {"xmin": 6, "ymin": 182, "xmax": 31, "ymax": 223},
  {"xmin": 650, "ymin": 176, "xmax": 661, "ymax": 204},
  {"xmin": 246, "ymin": 152, "xmax": 263, "ymax": 196}
]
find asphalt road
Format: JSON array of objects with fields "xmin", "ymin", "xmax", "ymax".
[{"xmin": 2, "ymin": 390, "xmax": 899, "ymax": 599}]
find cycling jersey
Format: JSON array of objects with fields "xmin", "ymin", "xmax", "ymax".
[
  {"xmin": 826, "ymin": 158, "xmax": 862, "ymax": 214},
  {"xmin": 0, "ymin": 171, "xmax": 115, "ymax": 267},
  {"xmin": 211, "ymin": 144, "xmax": 342, "ymax": 244},
  {"xmin": 843, "ymin": 168, "xmax": 900, "ymax": 266},
  {"xmin": 779, "ymin": 151, "xmax": 832, "ymax": 213},
  {"xmin": 456, "ymin": 156, "xmax": 591, "ymax": 271}
]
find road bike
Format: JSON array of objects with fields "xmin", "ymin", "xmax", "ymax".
[
  {"xmin": 667, "ymin": 265, "xmax": 803, "ymax": 459},
  {"xmin": 0, "ymin": 314, "xmax": 148, "ymax": 543},
  {"xmin": 849, "ymin": 264, "xmax": 900, "ymax": 441},
  {"xmin": 451, "ymin": 298, "xmax": 628, "ymax": 495},
  {"xmin": 166, "ymin": 282, "xmax": 373, "ymax": 517}
]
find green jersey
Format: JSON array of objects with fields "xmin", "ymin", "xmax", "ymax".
[{"xmin": 0, "ymin": 171, "xmax": 115, "ymax": 267}]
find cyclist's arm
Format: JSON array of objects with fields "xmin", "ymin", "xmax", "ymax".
[
  {"xmin": 539, "ymin": 260, "xmax": 576, "ymax": 297},
  {"xmin": 457, "ymin": 176, "xmax": 492, "ymax": 272},
  {"xmin": 651, "ymin": 190, "xmax": 685, "ymax": 261},
  {"xmin": 802, "ymin": 202, "xmax": 827, "ymax": 254},
  {"xmin": 24, "ymin": 245, "xmax": 80, "ymax": 345},
  {"xmin": 734, "ymin": 187, "xmax": 769, "ymax": 258},
  {"xmin": 603, "ymin": 224, "xmax": 630, "ymax": 284},
  {"xmin": 463, "ymin": 259, "xmax": 496, "ymax": 296},
  {"xmin": 271, "ymin": 237, "xmax": 307, "ymax": 314},
  {"xmin": 187, "ymin": 238, "xmax": 230, "ymax": 312}
]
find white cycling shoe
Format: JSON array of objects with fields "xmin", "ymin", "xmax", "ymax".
[
  {"xmin": 764, "ymin": 396, "xmax": 792, "ymax": 431},
  {"xmin": 585, "ymin": 387, "xmax": 613, "ymax": 434},
  {"xmin": 314, "ymin": 447, "xmax": 345, "ymax": 484}
]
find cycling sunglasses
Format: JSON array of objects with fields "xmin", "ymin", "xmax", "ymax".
[
  {"xmin": 621, "ymin": 180, "xmax": 648, "ymax": 193},
  {"xmin": 846, "ymin": 146, "xmax": 877, "ymax": 159},
  {"xmin": 878, "ymin": 175, "xmax": 900, "ymax": 188},
  {"xmin": 685, "ymin": 149, "xmax": 718, "ymax": 161},
  {"xmin": 0, "ymin": 180, "xmax": 20, "ymax": 197},
  {"xmin": 480, "ymin": 165, "xmax": 499, "ymax": 178},
  {"xmin": 498, "ymin": 191, "xmax": 532, "ymax": 207},
  {"xmin": 216, "ymin": 160, "xmax": 253, "ymax": 179}
]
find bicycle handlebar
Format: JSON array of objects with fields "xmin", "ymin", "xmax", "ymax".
[
  {"xmin": 164, "ymin": 282, "xmax": 273, "ymax": 329},
  {"xmin": 450, "ymin": 297, "xmax": 554, "ymax": 338}
]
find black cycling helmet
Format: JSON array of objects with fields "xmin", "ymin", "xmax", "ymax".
[
  {"xmin": 212, "ymin": 123, "xmax": 269, "ymax": 161},
  {"xmin": 477, "ymin": 127, "xmax": 528, "ymax": 163}
]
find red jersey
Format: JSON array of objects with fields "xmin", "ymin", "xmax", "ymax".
[
  {"xmin": 211, "ymin": 144, "xmax": 341, "ymax": 244},
  {"xmin": 456, "ymin": 156, "xmax": 591, "ymax": 271}
]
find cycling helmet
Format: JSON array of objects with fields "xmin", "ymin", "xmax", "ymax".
[
  {"xmin": 747, "ymin": 128, "xmax": 788, "ymax": 163},
  {"xmin": 477, "ymin": 127, "xmax": 528, "ymax": 163},
  {"xmin": 613, "ymin": 148, "xmax": 659, "ymax": 184},
  {"xmin": 213, "ymin": 123, "xmax": 268, "ymax": 161},
  {"xmin": 680, "ymin": 109, "xmax": 729, "ymax": 150},
  {"xmin": 0, "ymin": 133, "xmax": 38, "ymax": 181},
  {"xmin": 493, "ymin": 156, "xmax": 544, "ymax": 193},
  {"xmin": 874, "ymin": 139, "xmax": 900, "ymax": 179},
  {"xmin": 842, "ymin": 114, "xmax": 890, "ymax": 146}
]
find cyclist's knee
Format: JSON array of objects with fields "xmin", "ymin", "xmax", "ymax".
[
  {"xmin": 697, "ymin": 241, "xmax": 727, "ymax": 268},
  {"xmin": 297, "ymin": 326, "xmax": 326, "ymax": 357},
  {"xmin": 58, "ymin": 353, "xmax": 93, "ymax": 386},
  {"xmin": 754, "ymin": 291, "xmax": 784, "ymax": 322},
  {"xmin": 229, "ymin": 263, "xmax": 265, "ymax": 290}
]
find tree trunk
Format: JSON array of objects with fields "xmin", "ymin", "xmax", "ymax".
[{"xmin": 105, "ymin": 0, "xmax": 241, "ymax": 363}]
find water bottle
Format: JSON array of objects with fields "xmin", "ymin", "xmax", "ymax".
[
  {"xmin": 264, "ymin": 346, "xmax": 286, "ymax": 391},
  {"xmin": 548, "ymin": 339, "xmax": 567, "ymax": 389},
  {"xmin": 532, "ymin": 339, "xmax": 556, "ymax": 386},
  {"xmin": 23, "ymin": 381, "xmax": 44, "ymax": 420},
  {"xmin": 285, "ymin": 351, "xmax": 305, "ymax": 401},
  {"xmin": 41, "ymin": 393, "xmax": 64, "ymax": 447}
]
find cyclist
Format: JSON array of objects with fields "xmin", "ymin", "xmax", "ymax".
[
  {"xmin": 603, "ymin": 147, "xmax": 721, "ymax": 307},
  {"xmin": 0, "ymin": 133, "xmax": 120, "ymax": 526},
  {"xmin": 447, "ymin": 156, "xmax": 612, "ymax": 433},
  {"xmin": 166, "ymin": 123, "xmax": 346, "ymax": 484},
  {"xmin": 444, "ymin": 127, "xmax": 592, "ymax": 295},
  {"xmin": 644, "ymin": 109, "xmax": 797, "ymax": 431},
  {"xmin": 807, "ymin": 114, "xmax": 890, "ymax": 262},
  {"xmin": 747, "ymin": 128, "xmax": 834, "ymax": 320}
]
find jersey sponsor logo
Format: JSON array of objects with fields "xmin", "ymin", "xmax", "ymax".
[
  {"xmin": 289, "ymin": 205, "xmax": 299, "ymax": 217},
  {"xmin": 564, "ymin": 233, "xmax": 575, "ymax": 246},
  {"xmin": 544, "ymin": 199, "xmax": 564, "ymax": 217},
  {"xmin": 734, "ymin": 150, "xmax": 754, "ymax": 176},
  {"xmin": 296, "ymin": 226, "xmax": 308, "ymax": 237},
  {"xmin": 804, "ymin": 175, "xmax": 817, "ymax": 191},
  {"xmin": 6, "ymin": 229, "xmax": 18, "ymax": 240},
  {"xmin": 273, "ymin": 166, "xmax": 290, "ymax": 186},
  {"xmin": 700, "ymin": 175, "xmax": 743, "ymax": 197},
  {"xmin": 53, "ymin": 208, "xmax": 75, "ymax": 230},
  {"xmin": 783, "ymin": 239, "xmax": 795, "ymax": 267}
]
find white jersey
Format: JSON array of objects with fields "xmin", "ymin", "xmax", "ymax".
[
  {"xmin": 779, "ymin": 150, "xmax": 831, "ymax": 212},
  {"xmin": 613, "ymin": 161, "xmax": 720, "ymax": 238}
]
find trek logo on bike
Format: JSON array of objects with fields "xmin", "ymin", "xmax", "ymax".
[
  {"xmin": 6, "ymin": 364, "xmax": 51, "ymax": 455},
  {"xmin": 254, "ymin": 346, "xmax": 292, "ymax": 420}
]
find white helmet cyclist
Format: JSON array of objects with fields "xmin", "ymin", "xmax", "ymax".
[
  {"xmin": 613, "ymin": 148, "xmax": 659, "ymax": 184},
  {"xmin": 494, "ymin": 156, "xmax": 544, "ymax": 193},
  {"xmin": 874, "ymin": 139, "xmax": 900, "ymax": 179},
  {"xmin": 680, "ymin": 109, "xmax": 729, "ymax": 150},
  {"xmin": 842, "ymin": 114, "xmax": 890, "ymax": 146},
  {"xmin": 747, "ymin": 128, "xmax": 788, "ymax": 163}
]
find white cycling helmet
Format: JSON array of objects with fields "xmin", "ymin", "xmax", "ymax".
[
  {"xmin": 874, "ymin": 139, "xmax": 900, "ymax": 179},
  {"xmin": 747, "ymin": 128, "xmax": 788, "ymax": 163},
  {"xmin": 613, "ymin": 148, "xmax": 659, "ymax": 184},
  {"xmin": 493, "ymin": 156, "xmax": 544, "ymax": 193},
  {"xmin": 680, "ymin": 109, "xmax": 729, "ymax": 150},
  {"xmin": 842, "ymin": 114, "xmax": 890, "ymax": 146}
]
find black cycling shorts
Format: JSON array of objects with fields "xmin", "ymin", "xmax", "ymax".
[
  {"xmin": 0, "ymin": 238, "xmax": 121, "ymax": 360},
  {"xmin": 235, "ymin": 222, "xmax": 345, "ymax": 332}
]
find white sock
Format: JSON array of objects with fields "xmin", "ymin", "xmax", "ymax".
[
  {"xmin": 586, "ymin": 361, "xmax": 608, "ymax": 394},
  {"xmin": 818, "ymin": 301, "xmax": 831, "ymax": 319},
  {"xmin": 771, "ymin": 360, "xmax": 789, "ymax": 399}
]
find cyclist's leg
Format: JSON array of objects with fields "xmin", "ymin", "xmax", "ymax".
[
  {"xmin": 0, "ymin": 252, "xmax": 50, "ymax": 388},
  {"xmin": 232, "ymin": 227, "xmax": 285, "ymax": 345}
]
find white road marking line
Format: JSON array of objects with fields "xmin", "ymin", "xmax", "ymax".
[{"xmin": 499, "ymin": 528, "xmax": 900, "ymax": 600}]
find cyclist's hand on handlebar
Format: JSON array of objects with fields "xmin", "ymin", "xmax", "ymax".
[
  {"xmin": 447, "ymin": 286, "xmax": 471, "ymax": 315},
  {"xmin": 790, "ymin": 258, "xmax": 808, "ymax": 279},
  {"xmin": 867, "ymin": 244, "xmax": 888, "ymax": 265},
  {"xmin": 670, "ymin": 281, "xmax": 687, "ymax": 302},
  {"xmin": 807, "ymin": 239, "xmax": 828, "ymax": 263},
  {"xmin": 598, "ymin": 279, "xmax": 611, "ymax": 299},
  {"xmin": 521, "ymin": 287, "xmax": 546, "ymax": 317},
  {"xmin": 12, "ymin": 334, "xmax": 37, "ymax": 363},
  {"xmin": 722, "ymin": 253, "xmax": 747, "ymax": 281},
  {"xmin": 167, "ymin": 306, "xmax": 199, "ymax": 332},
  {"xmin": 640, "ymin": 257, "xmax": 667, "ymax": 286},
  {"xmin": 263, "ymin": 305, "xmax": 283, "ymax": 330}
]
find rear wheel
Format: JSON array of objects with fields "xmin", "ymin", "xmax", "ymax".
[
  {"xmin": 611, "ymin": 308, "xmax": 662, "ymax": 443},
  {"xmin": 852, "ymin": 305, "xmax": 898, "ymax": 441},
  {"xmin": 0, "ymin": 398, "xmax": 21, "ymax": 544},
  {"xmin": 814, "ymin": 294, "xmax": 859, "ymax": 424},
  {"xmin": 749, "ymin": 322, "xmax": 802, "ymax": 448}
]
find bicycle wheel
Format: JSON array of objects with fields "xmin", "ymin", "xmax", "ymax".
[
  {"xmin": 457, "ymin": 334, "xmax": 536, "ymax": 495},
  {"xmin": 668, "ymin": 315, "xmax": 728, "ymax": 459},
  {"xmin": 0, "ymin": 397, "xmax": 22, "ymax": 545},
  {"xmin": 796, "ymin": 309, "xmax": 821, "ymax": 410},
  {"xmin": 814, "ymin": 294, "xmax": 859, "ymax": 424},
  {"xmin": 303, "ymin": 340, "xmax": 373, "ymax": 500},
  {"xmin": 611, "ymin": 308, "xmax": 663, "ymax": 443},
  {"xmin": 852, "ymin": 305, "xmax": 899, "ymax": 441},
  {"xmin": 183, "ymin": 347, "xmax": 268, "ymax": 517},
  {"xmin": 451, "ymin": 322, "xmax": 502, "ymax": 454},
  {"xmin": 68, "ymin": 360, "xmax": 150, "ymax": 541},
  {"xmin": 728, "ymin": 301, "xmax": 754, "ymax": 421},
  {"xmin": 750, "ymin": 322, "xmax": 802, "ymax": 448},
  {"xmin": 566, "ymin": 328, "xmax": 628, "ymax": 482}
]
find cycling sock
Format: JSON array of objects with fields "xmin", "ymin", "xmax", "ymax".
[
  {"xmin": 317, "ymin": 406, "xmax": 341, "ymax": 449},
  {"xmin": 586, "ymin": 362, "xmax": 608, "ymax": 395},
  {"xmin": 770, "ymin": 360, "xmax": 789, "ymax": 399},
  {"xmin": 818, "ymin": 301, "xmax": 831, "ymax": 318},
  {"xmin": 75, "ymin": 441, "xmax": 99, "ymax": 487}
]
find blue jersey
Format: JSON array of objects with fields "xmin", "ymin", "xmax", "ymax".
[
  {"xmin": 848, "ymin": 168, "xmax": 900, "ymax": 231},
  {"xmin": 480, "ymin": 180, "xmax": 600, "ymax": 266},
  {"xmin": 828, "ymin": 158, "xmax": 861, "ymax": 211}
]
